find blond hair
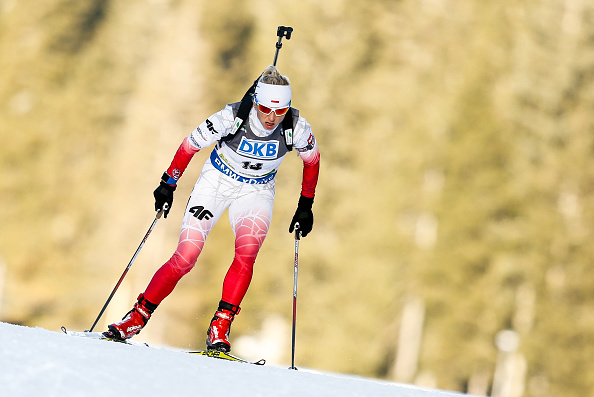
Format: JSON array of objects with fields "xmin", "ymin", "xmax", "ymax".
[{"xmin": 259, "ymin": 65, "xmax": 290, "ymax": 86}]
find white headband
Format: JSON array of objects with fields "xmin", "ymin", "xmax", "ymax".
[{"xmin": 255, "ymin": 81, "xmax": 292, "ymax": 108}]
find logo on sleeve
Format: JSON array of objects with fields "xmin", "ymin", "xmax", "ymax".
[
  {"xmin": 205, "ymin": 119, "xmax": 219, "ymax": 135},
  {"xmin": 237, "ymin": 137, "xmax": 279, "ymax": 159}
]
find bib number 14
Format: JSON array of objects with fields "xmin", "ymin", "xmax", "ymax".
[{"xmin": 241, "ymin": 161, "xmax": 263, "ymax": 170}]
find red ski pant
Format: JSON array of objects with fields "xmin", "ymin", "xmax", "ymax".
[{"xmin": 144, "ymin": 165, "xmax": 274, "ymax": 307}]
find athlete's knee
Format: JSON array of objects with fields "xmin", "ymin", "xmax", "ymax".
[
  {"xmin": 167, "ymin": 251, "xmax": 197, "ymax": 277},
  {"xmin": 234, "ymin": 243, "xmax": 261, "ymax": 266}
]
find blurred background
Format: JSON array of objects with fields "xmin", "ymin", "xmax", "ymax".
[{"xmin": 1, "ymin": 1, "xmax": 594, "ymax": 396}]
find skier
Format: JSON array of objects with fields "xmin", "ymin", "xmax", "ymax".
[{"xmin": 105, "ymin": 65, "xmax": 320, "ymax": 353}]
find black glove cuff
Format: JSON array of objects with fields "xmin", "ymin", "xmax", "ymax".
[
  {"xmin": 160, "ymin": 172, "xmax": 177, "ymax": 191},
  {"xmin": 297, "ymin": 195, "xmax": 314, "ymax": 210}
]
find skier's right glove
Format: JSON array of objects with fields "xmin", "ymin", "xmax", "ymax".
[{"xmin": 153, "ymin": 172, "xmax": 176, "ymax": 218}]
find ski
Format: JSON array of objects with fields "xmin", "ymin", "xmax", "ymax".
[
  {"xmin": 61, "ymin": 327, "xmax": 148, "ymax": 346},
  {"xmin": 62, "ymin": 327, "xmax": 265, "ymax": 365},
  {"xmin": 189, "ymin": 349, "xmax": 265, "ymax": 365}
]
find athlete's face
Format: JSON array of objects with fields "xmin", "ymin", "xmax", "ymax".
[{"xmin": 254, "ymin": 103, "xmax": 286, "ymax": 130}]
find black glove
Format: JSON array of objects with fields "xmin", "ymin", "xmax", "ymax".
[
  {"xmin": 289, "ymin": 195, "xmax": 314, "ymax": 237},
  {"xmin": 153, "ymin": 172, "xmax": 176, "ymax": 218}
]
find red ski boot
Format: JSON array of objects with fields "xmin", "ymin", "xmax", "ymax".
[
  {"xmin": 206, "ymin": 301, "xmax": 240, "ymax": 352},
  {"xmin": 106, "ymin": 294, "xmax": 158, "ymax": 340}
]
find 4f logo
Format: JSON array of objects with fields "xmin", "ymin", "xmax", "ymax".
[
  {"xmin": 205, "ymin": 119, "xmax": 219, "ymax": 135},
  {"xmin": 189, "ymin": 206, "xmax": 213, "ymax": 220}
]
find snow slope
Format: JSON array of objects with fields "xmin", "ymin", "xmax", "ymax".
[{"xmin": 0, "ymin": 322, "xmax": 470, "ymax": 397}]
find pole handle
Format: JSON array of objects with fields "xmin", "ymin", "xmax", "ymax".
[
  {"xmin": 277, "ymin": 26, "xmax": 293, "ymax": 40},
  {"xmin": 156, "ymin": 202, "xmax": 169, "ymax": 219}
]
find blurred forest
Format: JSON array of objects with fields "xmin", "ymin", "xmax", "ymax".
[{"xmin": 1, "ymin": 0, "xmax": 594, "ymax": 396}]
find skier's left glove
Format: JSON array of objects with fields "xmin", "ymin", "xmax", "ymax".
[
  {"xmin": 153, "ymin": 172, "xmax": 176, "ymax": 218},
  {"xmin": 289, "ymin": 195, "xmax": 314, "ymax": 237}
]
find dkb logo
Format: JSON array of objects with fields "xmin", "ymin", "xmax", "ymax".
[{"xmin": 237, "ymin": 137, "xmax": 279, "ymax": 159}]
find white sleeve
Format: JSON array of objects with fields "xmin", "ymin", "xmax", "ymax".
[
  {"xmin": 188, "ymin": 105, "xmax": 235, "ymax": 149},
  {"xmin": 292, "ymin": 116, "xmax": 318, "ymax": 156}
]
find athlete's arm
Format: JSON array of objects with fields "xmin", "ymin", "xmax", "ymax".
[
  {"xmin": 289, "ymin": 116, "xmax": 320, "ymax": 237},
  {"xmin": 163, "ymin": 105, "xmax": 236, "ymax": 184},
  {"xmin": 154, "ymin": 105, "xmax": 235, "ymax": 216},
  {"xmin": 293, "ymin": 117, "xmax": 320, "ymax": 198}
]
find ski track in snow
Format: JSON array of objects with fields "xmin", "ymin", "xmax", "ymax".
[{"xmin": 0, "ymin": 322, "xmax": 471, "ymax": 397}]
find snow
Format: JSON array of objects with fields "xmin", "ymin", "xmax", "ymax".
[{"xmin": 0, "ymin": 322, "xmax": 470, "ymax": 397}]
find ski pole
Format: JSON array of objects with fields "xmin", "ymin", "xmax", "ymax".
[
  {"xmin": 87, "ymin": 203, "xmax": 169, "ymax": 332},
  {"xmin": 289, "ymin": 223, "xmax": 300, "ymax": 370},
  {"xmin": 273, "ymin": 25, "xmax": 293, "ymax": 66}
]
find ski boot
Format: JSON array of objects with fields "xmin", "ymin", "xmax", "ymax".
[
  {"xmin": 105, "ymin": 294, "xmax": 158, "ymax": 340},
  {"xmin": 206, "ymin": 301, "xmax": 240, "ymax": 352}
]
